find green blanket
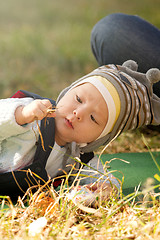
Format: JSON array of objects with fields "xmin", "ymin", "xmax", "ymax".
[{"xmin": 101, "ymin": 151, "xmax": 160, "ymax": 195}]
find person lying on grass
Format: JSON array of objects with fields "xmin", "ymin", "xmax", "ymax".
[{"xmin": 0, "ymin": 58, "xmax": 160, "ymax": 206}]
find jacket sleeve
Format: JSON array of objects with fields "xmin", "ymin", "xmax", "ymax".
[
  {"xmin": 0, "ymin": 97, "xmax": 34, "ymax": 139},
  {"xmin": 0, "ymin": 97, "xmax": 40, "ymax": 173}
]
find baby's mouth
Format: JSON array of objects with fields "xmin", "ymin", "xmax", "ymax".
[{"xmin": 65, "ymin": 118, "xmax": 74, "ymax": 129}]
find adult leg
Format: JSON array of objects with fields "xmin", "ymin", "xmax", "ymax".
[{"xmin": 91, "ymin": 13, "xmax": 160, "ymax": 96}]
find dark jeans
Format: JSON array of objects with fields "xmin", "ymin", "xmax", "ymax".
[{"xmin": 91, "ymin": 13, "xmax": 160, "ymax": 97}]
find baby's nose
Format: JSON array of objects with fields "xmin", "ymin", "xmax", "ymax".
[{"xmin": 73, "ymin": 108, "xmax": 83, "ymax": 121}]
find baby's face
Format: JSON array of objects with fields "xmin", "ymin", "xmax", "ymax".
[{"xmin": 55, "ymin": 83, "xmax": 108, "ymax": 146}]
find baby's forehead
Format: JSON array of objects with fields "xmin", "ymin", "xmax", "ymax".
[
  {"xmin": 71, "ymin": 82, "xmax": 90, "ymax": 90},
  {"xmin": 65, "ymin": 82, "xmax": 94, "ymax": 98},
  {"xmin": 71, "ymin": 82, "xmax": 102, "ymax": 97}
]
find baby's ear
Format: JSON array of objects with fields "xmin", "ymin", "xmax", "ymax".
[
  {"xmin": 122, "ymin": 60, "xmax": 138, "ymax": 71},
  {"xmin": 146, "ymin": 68, "xmax": 160, "ymax": 86}
]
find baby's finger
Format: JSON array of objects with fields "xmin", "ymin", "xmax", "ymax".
[
  {"xmin": 34, "ymin": 108, "xmax": 47, "ymax": 120},
  {"xmin": 46, "ymin": 111, "xmax": 56, "ymax": 118},
  {"xmin": 39, "ymin": 100, "xmax": 52, "ymax": 113},
  {"xmin": 33, "ymin": 100, "xmax": 53, "ymax": 118},
  {"xmin": 41, "ymin": 99, "xmax": 53, "ymax": 108}
]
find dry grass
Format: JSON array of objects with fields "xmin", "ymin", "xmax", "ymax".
[{"xmin": 0, "ymin": 174, "xmax": 160, "ymax": 240}]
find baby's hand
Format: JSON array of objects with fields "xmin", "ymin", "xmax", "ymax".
[
  {"xmin": 15, "ymin": 99, "xmax": 56, "ymax": 125},
  {"xmin": 86, "ymin": 182, "xmax": 118, "ymax": 201},
  {"xmin": 67, "ymin": 182, "xmax": 118, "ymax": 208}
]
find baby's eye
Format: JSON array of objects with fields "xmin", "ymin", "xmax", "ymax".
[
  {"xmin": 91, "ymin": 115, "xmax": 98, "ymax": 124},
  {"xmin": 76, "ymin": 95, "xmax": 82, "ymax": 103}
]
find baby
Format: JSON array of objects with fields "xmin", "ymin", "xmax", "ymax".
[{"xmin": 0, "ymin": 60, "xmax": 160, "ymax": 201}]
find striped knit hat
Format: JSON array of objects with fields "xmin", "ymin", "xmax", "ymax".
[{"xmin": 57, "ymin": 60, "xmax": 160, "ymax": 153}]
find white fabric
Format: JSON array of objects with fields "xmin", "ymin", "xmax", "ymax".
[
  {"xmin": 0, "ymin": 97, "xmax": 38, "ymax": 172},
  {"xmin": 45, "ymin": 142, "xmax": 66, "ymax": 178}
]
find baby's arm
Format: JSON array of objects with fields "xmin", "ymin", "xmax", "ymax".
[{"xmin": 15, "ymin": 99, "xmax": 56, "ymax": 125}]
